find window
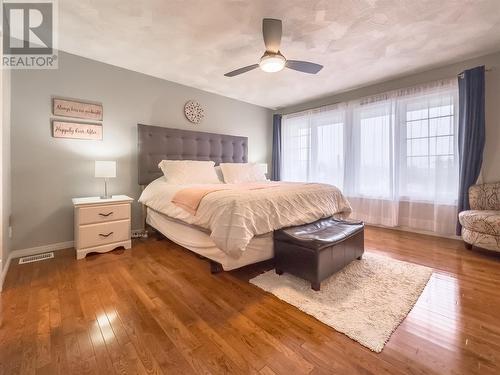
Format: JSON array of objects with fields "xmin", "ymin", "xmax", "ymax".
[
  {"xmin": 350, "ymin": 102, "xmax": 394, "ymax": 199},
  {"xmin": 316, "ymin": 121, "xmax": 344, "ymax": 188},
  {"xmin": 400, "ymin": 94, "xmax": 457, "ymax": 203},
  {"xmin": 281, "ymin": 105, "xmax": 345, "ymax": 189},
  {"xmin": 281, "ymin": 79, "xmax": 459, "ymax": 235},
  {"xmin": 281, "ymin": 114, "xmax": 311, "ymax": 182}
]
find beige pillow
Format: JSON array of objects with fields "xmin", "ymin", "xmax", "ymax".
[
  {"xmin": 158, "ymin": 160, "xmax": 221, "ymax": 184},
  {"xmin": 219, "ymin": 163, "xmax": 267, "ymax": 184}
]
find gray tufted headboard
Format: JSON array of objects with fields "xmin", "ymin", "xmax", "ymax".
[{"xmin": 138, "ymin": 124, "xmax": 248, "ymax": 185}]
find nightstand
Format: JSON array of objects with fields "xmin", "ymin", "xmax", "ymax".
[{"xmin": 72, "ymin": 195, "xmax": 134, "ymax": 260}]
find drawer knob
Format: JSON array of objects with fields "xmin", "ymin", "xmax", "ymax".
[
  {"xmin": 99, "ymin": 212, "xmax": 114, "ymax": 217},
  {"xmin": 99, "ymin": 232, "xmax": 114, "ymax": 238}
]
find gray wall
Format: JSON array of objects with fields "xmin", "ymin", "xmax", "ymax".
[
  {"xmin": 279, "ymin": 51, "xmax": 500, "ymax": 183},
  {"xmin": 11, "ymin": 52, "xmax": 272, "ymax": 250},
  {"xmin": 1, "ymin": 66, "xmax": 12, "ymax": 270}
]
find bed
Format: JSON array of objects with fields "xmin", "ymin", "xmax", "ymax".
[{"xmin": 137, "ymin": 124, "xmax": 352, "ymax": 271}]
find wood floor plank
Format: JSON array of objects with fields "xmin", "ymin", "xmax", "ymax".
[
  {"xmin": 106, "ymin": 270, "xmax": 193, "ymax": 374},
  {"xmin": 1, "ymin": 226, "xmax": 500, "ymax": 374}
]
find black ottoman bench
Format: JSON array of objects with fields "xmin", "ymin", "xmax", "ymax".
[{"xmin": 274, "ymin": 218, "xmax": 364, "ymax": 291}]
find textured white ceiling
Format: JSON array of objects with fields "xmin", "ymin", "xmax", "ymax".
[{"xmin": 59, "ymin": 0, "xmax": 500, "ymax": 109}]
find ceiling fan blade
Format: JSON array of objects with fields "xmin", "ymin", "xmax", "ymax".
[
  {"xmin": 262, "ymin": 18, "xmax": 282, "ymax": 53},
  {"xmin": 224, "ymin": 64, "xmax": 259, "ymax": 77},
  {"xmin": 286, "ymin": 60, "xmax": 323, "ymax": 74}
]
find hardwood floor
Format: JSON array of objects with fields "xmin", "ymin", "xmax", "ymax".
[{"xmin": 1, "ymin": 226, "xmax": 499, "ymax": 374}]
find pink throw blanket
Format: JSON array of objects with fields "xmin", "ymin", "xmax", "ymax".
[{"xmin": 171, "ymin": 182, "xmax": 280, "ymax": 215}]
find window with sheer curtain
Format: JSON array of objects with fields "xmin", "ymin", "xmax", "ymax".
[{"xmin": 281, "ymin": 79, "xmax": 459, "ymax": 235}]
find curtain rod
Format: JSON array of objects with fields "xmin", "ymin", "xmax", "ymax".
[
  {"xmin": 281, "ymin": 69, "xmax": 493, "ymax": 116},
  {"xmin": 279, "ymin": 101, "xmax": 342, "ymax": 117},
  {"xmin": 281, "ymin": 76, "xmax": 458, "ymax": 116},
  {"xmin": 458, "ymin": 67, "xmax": 493, "ymax": 78}
]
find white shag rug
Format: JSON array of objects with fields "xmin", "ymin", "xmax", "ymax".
[{"xmin": 250, "ymin": 253, "xmax": 432, "ymax": 352}]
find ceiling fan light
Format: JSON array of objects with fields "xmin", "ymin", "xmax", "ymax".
[{"xmin": 259, "ymin": 53, "xmax": 286, "ymax": 73}]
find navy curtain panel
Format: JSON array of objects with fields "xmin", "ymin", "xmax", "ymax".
[
  {"xmin": 456, "ymin": 65, "xmax": 486, "ymax": 235},
  {"xmin": 271, "ymin": 114, "xmax": 282, "ymax": 181}
]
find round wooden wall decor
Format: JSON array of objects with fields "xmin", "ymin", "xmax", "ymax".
[{"xmin": 184, "ymin": 100, "xmax": 205, "ymax": 124}]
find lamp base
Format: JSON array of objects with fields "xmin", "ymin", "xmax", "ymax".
[{"xmin": 100, "ymin": 179, "xmax": 111, "ymax": 200}]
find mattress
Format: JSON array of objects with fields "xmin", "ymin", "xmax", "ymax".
[
  {"xmin": 139, "ymin": 178, "xmax": 351, "ymax": 255},
  {"xmin": 147, "ymin": 208, "xmax": 274, "ymax": 270}
]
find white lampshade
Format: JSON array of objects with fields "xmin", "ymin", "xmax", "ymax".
[
  {"xmin": 258, "ymin": 163, "xmax": 268, "ymax": 175},
  {"xmin": 95, "ymin": 161, "xmax": 116, "ymax": 178}
]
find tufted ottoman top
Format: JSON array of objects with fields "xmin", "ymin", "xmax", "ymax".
[{"xmin": 275, "ymin": 218, "xmax": 364, "ymax": 251}]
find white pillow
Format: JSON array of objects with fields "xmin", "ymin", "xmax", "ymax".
[
  {"xmin": 158, "ymin": 160, "xmax": 221, "ymax": 184},
  {"xmin": 219, "ymin": 163, "xmax": 267, "ymax": 184}
]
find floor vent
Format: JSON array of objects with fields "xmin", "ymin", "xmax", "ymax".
[{"xmin": 19, "ymin": 252, "xmax": 54, "ymax": 264}]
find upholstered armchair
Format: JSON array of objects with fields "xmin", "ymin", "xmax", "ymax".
[{"xmin": 459, "ymin": 182, "xmax": 500, "ymax": 252}]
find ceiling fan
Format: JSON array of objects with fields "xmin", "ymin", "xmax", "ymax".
[{"xmin": 224, "ymin": 18, "xmax": 323, "ymax": 77}]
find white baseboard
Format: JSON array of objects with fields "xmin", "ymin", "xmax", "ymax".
[
  {"xmin": 9, "ymin": 241, "xmax": 74, "ymax": 260},
  {"xmin": 0, "ymin": 241, "xmax": 74, "ymax": 292},
  {"xmin": 0, "ymin": 255, "xmax": 12, "ymax": 292}
]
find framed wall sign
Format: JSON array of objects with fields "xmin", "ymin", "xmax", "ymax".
[
  {"xmin": 53, "ymin": 98, "xmax": 103, "ymax": 121},
  {"xmin": 52, "ymin": 121, "xmax": 103, "ymax": 140}
]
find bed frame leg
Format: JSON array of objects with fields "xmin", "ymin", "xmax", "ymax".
[
  {"xmin": 153, "ymin": 228, "xmax": 166, "ymax": 241},
  {"xmin": 210, "ymin": 261, "xmax": 223, "ymax": 274},
  {"xmin": 464, "ymin": 242, "xmax": 473, "ymax": 250}
]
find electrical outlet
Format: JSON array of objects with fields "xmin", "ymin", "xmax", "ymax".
[{"xmin": 131, "ymin": 230, "xmax": 148, "ymax": 239}]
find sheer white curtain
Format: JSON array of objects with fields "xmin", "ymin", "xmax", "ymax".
[
  {"xmin": 281, "ymin": 104, "xmax": 346, "ymax": 188},
  {"xmin": 281, "ymin": 79, "xmax": 459, "ymax": 236},
  {"xmin": 345, "ymin": 100, "xmax": 398, "ymax": 226}
]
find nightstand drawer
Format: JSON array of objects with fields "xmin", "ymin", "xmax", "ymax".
[
  {"xmin": 79, "ymin": 204, "xmax": 130, "ymax": 225},
  {"xmin": 79, "ymin": 220, "xmax": 130, "ymax": 249}
]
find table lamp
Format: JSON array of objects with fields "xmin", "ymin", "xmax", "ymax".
[{"xmin": 95, "ymin": 161, "xmax": 116, "ymax": 199}]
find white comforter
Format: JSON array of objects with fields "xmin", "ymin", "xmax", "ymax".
[{"xmin": 139, "ymin": 178, "xmax": 352, "ymax": 256}]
